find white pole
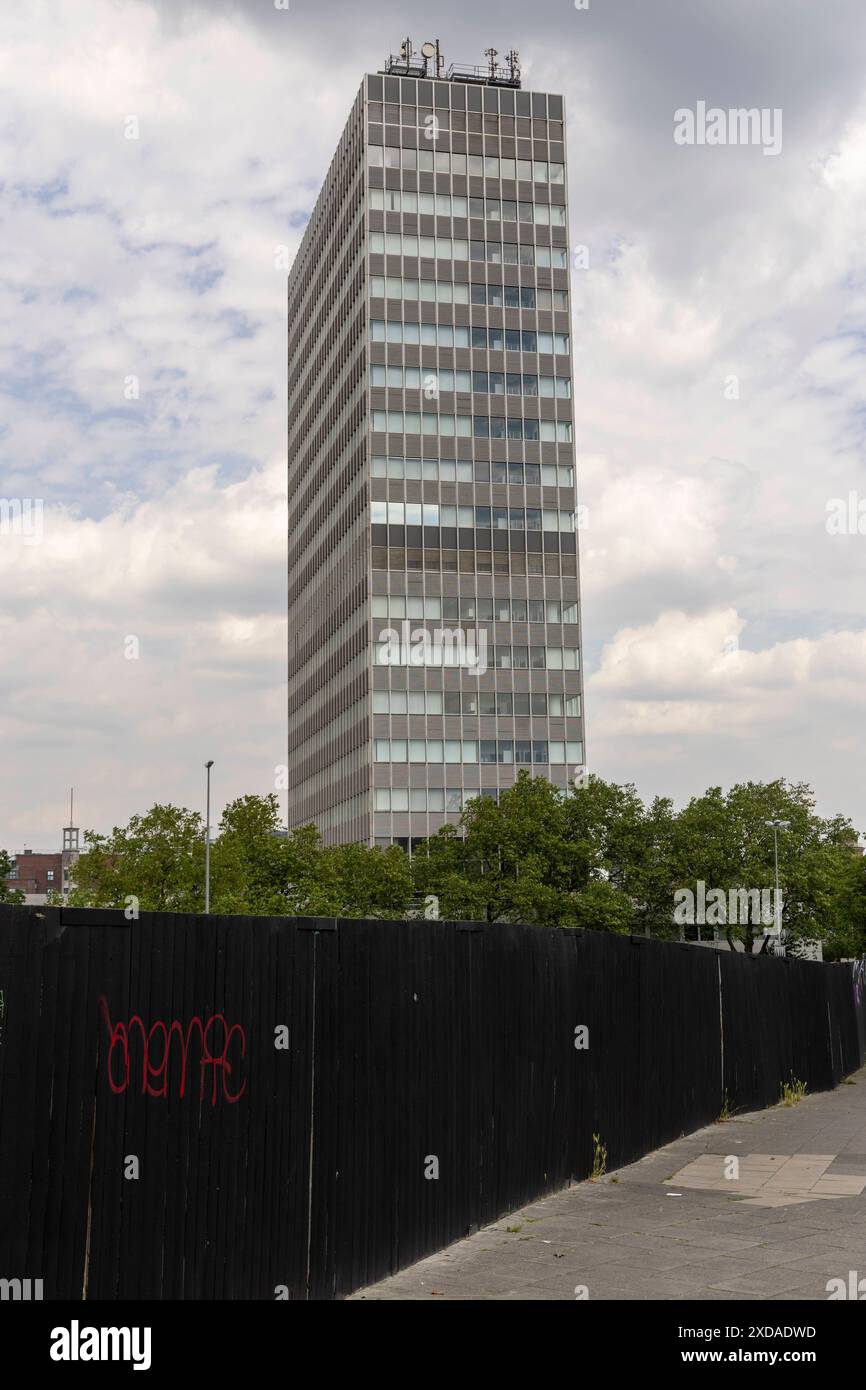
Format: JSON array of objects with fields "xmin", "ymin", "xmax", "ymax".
[
  {"xmin": 773, "ymin": 826, "xmax": 781, "ymax": 935},
  {"xmin": 205, "ymin": 760, "xmax": 214, "ymax": 913}
]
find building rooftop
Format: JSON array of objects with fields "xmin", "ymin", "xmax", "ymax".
[{"xmin": 381, "ymin": 39, "xmax": 521, "ymax": 88}]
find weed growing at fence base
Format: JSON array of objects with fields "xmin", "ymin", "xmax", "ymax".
[{"xmin": 780, "ymin": 1077, "xmax": 808, "ymax": 1106}]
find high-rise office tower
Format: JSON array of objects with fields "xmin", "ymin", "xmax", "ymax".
[{"xmin": 287, "ymin": 41, "xmax": 584, "ymax": 847}]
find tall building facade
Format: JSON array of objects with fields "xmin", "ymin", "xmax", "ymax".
[{"xmin": 287, "ymin": 43, "xmax": 584, "ymax": 847}]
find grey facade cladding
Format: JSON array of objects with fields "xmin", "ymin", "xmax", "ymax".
[{"xmin": 287, "ymin": 69, "xmax": 585, "ymax": 847}]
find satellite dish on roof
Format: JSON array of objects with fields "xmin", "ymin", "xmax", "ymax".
[{"xmin": 421, "ymin": 41, "xmax": 437, "ymax": 57}]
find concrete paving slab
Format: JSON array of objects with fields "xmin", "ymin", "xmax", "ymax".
[{"xmin": 350, "ymin": 1064, "xmax": 866, "ymax": 1301}]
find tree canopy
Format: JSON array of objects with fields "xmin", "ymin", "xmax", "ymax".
[{"xmin": 49, "ymin": 776, "xmax": 865, "ymax": 957}]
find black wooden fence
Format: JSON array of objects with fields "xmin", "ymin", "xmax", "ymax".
[{"xmin": 0, "ymin": 905, "xmax": 863, "ymax": 1300}]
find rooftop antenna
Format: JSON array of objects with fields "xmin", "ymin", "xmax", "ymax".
[
  {"xmin": 484, "ymin": 47, "xmax": 499, "ymax": 80},
  {"xmin": 506, "ymin": 49, "xmax": 521, "ymax": 83},
  {"xmin": 63, "ymin": 786, "xmax": 79, "ymax": 853},
  {"xmin": 421, "ymin": 39, "xmax": 442, "ymax": 78},
  {"xmin": 399, "ymin": 36, "xmax": 413, "ymax": 63}
]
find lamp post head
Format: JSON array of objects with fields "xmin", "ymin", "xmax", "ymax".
[
  {"xmin": 766, "ymin": 818, "xmax": 789, "ymax": 830},
  {"xmin": 205, "ymin": 760, "xmax": 214, "ymax": 770}
]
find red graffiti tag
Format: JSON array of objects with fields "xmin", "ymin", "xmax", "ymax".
[{"xmin": 98, "ymin": 996, "xmax": 247, "ymax": 1105}]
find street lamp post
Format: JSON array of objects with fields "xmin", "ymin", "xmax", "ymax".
[
  {"xmin": 205, "ymin": 760, "xmax": 214, "ymax": 913},
  {"xmin": 765, "ymin": 818, "xmax": 790, "ymax": 941}
]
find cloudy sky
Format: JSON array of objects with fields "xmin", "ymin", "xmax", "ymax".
[{"xmin": 2, "ymin": 0, "xmax": 866, "ymax": 849}]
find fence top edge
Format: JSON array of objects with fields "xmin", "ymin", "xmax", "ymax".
[{"xmin": 0, "ymin": 906, "xmax": 861, "ymax": 975}]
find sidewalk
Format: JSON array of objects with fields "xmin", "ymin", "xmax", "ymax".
[{"xmin": 351, "ymin": 1066, "xmax": 866, "ymax": 1300}]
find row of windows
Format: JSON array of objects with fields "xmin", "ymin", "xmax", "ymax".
[
  {"xmin": 372, "ymin": 548, "xmax": 578, "ymax": 576},
  {"xmin": 370, "ymin": 231, "xmax": 568, "ymax": 268},
  {"xmin": 372, "ymin": 595, "xmax": 578, "ymax": 623},
  {"xmin": 370, "ymin": 188, "xmax": 568, "ymax": 225},
  {"xmin": 374, "ymin": 738, "xmax": 584, "ymax": 764},
  {"xmin": 375, "ymin": 644, "xmax": 580, "ymax": 670},
  {"xmin": 369, "ymin": 146, "xmax": 565, "ymax": 184},
  {"xmin": 371, "ymin": 502, "xmax": 575, "ymax": 530},
  {"xmin": 368, "ymin": 96, "xmax": 562, "ymax": 130},
  {"xmin": 371, "ymin": 366, "xmax": 572, "ymax": 398},
  {"xmin": 369, "ymin": 276, "xmax": 568, "ymax": 310},
  {"xmin": 371, "ymin": 412, "xmax": 573, "ymax": 442},
  {"xmin": 367, "ymin": 76, "xmax": 562, "ymax": 122},
  {"xmin": 374, "ymin": 787, "xmax": 487, "ymax": 814},
  {"xmin": 371, "ymin": 456, "xmax": 574, "ymax": 487},
  {"xmin": 373, "ymin": 783, "xmax": 579, "ymax": 816},
  {"xmin": 371, "ymin": 320, "xmax": 570, "ymax": 353},
  {"xmin": 372, "ymin": 689, "xmax": 581, "ymax": 717}
]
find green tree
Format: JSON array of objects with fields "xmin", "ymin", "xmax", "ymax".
[
  {"xmin": 669, "ymin": 779, "xmax": 858, "ymax": 953},
  {"xmin": 0, "ymin": 850, "xmax": 25, "ymax": 905},
  {"xmin": 414, "ymin": 773, "xmax": 635, "ymax": 931},
  {"xmin": 67, "ymin": 795, "xmax": 414, "ymax": 919},
  {"xmin": 68, "ymin": 804, "xmax": 206, "ymax": 912}
]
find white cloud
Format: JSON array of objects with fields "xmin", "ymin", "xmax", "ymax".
[{"xmin": 2, "ymin": 0, "xmax": 866, "ymax": 846}]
